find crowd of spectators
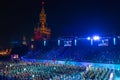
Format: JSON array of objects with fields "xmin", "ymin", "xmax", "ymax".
[{"xmin": 0, "ymin": 61, "xmax": 115, "ymax": 80}]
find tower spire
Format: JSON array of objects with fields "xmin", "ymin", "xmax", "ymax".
[
  {"xmin": 34, "ymin": 0, "xmax": 51, "ymax": 40},
  {"xmin": 42, "ymin": 0, "xmax": 45, "ymax": 6},
  {"xmin": 40, "ymin": 0, "xmax": 46, "ymax": 28},
  {"xmin": 41, "ymin": 0, "xmax": 45, "ymax": 14}
]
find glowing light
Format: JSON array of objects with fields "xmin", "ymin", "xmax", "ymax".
[
  {"xmin": 31, "ymin": 38, "xmax": 34, "ymax": 41},
  {"xmin": 87, "ymin": 37, "xmax": 91, "ymax": 40},
  {"xmin": 93, "ymin": 36, "xmax": 100, "ymax": 40},
  {"xmin": 31, "ymin": 44, "xmax": 34, "ymax": 49},
  {"xmin": 109, "ymin": 72, "xmax": 114, "ymax": 80},
  {"xmin": 113, "ymin": 37, "xmax": 116, "ymax": 45},
  {"xmin": 74, "ymin": 39, "xmax": 77, "ymax": 46},
  {"xmin": 10, "ymin": 64, "xmax": 11, "ymax": 67},
  {"xmin": 44, "ymin": 40, "xmax": 46, "ymax": 46},
  {"xmin": 0, "ymin": 49, "xmax": 11, "ymax": 56},
  {"xmin": 91, "ymin": 39, "xmax": 93, "ymax": 46},
  {"xmin": 58, "ymin": 40, "xmax": 60, "ymax": 46},
  {"xmin": 32, "ymin": 75, "xmax": 35, "ymax": 77},
  {"xmin": 118, "ymin": 68, "xmax": 119, "ymax": 71},
  {"xmin": 24, "ymin": 68, "xmax": 26, "ymax": 71}
]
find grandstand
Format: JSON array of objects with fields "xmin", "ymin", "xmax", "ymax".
[
  {"xmin": 19, "ymin": 36, "xmax": 120, "ymax": 79},
  {"xmin": 23, "ymin": 35, "xmax": 120, "ymax": 64}
]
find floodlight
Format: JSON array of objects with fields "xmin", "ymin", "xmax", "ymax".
[
  {"xmin": 87, "ymin": 37, "xmax": 91, "ymax": 40},
  {"xmin": 93, "ymin": 36, "xmax": 100, "ymax": 40}
]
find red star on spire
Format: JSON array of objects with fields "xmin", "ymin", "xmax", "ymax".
[{"xmin": 42, "ymin": 0, "xmax": 44, "ymax": 6}]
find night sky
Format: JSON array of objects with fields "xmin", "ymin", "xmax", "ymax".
[{"xmin": 0, "ymin": 0, "xmax": 120, "ymax": 47}]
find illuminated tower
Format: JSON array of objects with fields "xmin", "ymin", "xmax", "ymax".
[{"xmin": 34, "ymin": 1, "xmax": 51, "ymax": 40}]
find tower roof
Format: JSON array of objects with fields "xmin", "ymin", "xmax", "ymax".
[
  {"xmin": 41, "ymin": 0, "xmax": 45, "ymax": 14},
  {"xmin": 42, "ymin": 0, "xmax": 45, "ymax": 6},
  {"xmin": 41, "ymin": 7, "xmax": 45, "ymax": 14}
]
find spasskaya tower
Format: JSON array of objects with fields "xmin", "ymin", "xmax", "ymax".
[{"xmin": 34, "ymin": 0, "xmax": 51, "ymax": 40}]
